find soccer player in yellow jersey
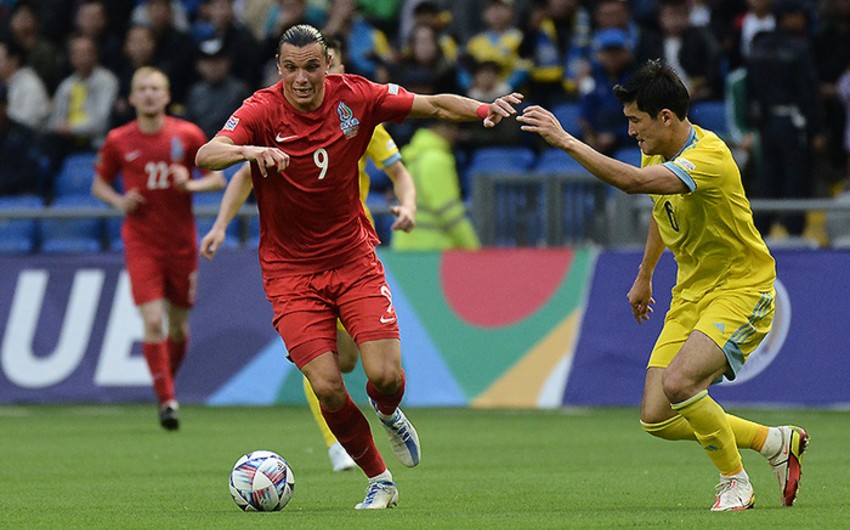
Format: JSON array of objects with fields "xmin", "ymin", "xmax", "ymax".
[
  {"xmin": 518, "ymin": 59, "xmax": 808, "ymax": 511},
  {"xmin": 219, "ymin": 39, "xmax": 416, "ymax": 473}
]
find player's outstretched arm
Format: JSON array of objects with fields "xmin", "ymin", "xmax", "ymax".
[
  {"xmin": 518, "ymin": 105, "xmax": 688, "ymax": 195},
  {"xmin": 196, "ymin": 136, "xmax": 289, "ymax": 178},
  {"xmin": 409, "ymin": 92, "xmax": 523, "ymax": 127},
  {"xmin": 384, "ymin": 160, "xmax": 416, "ymax": 233},
  {"xmin": 200, "ymin": 162, "xmax": 253, "ymax": 260}
]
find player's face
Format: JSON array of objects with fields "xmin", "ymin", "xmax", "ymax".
[
  {"xmin": 277, "ymin": 42, "xmax": 329, "ymax": 112},
  {"xmin": 623, "ymin": 101, "xmax": 669, "ymax": 156},
  {"xmin": 129, "ymin": 71, "xmax": 170, "ymax": 118}
]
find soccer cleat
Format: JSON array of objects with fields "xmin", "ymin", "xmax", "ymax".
[
  {"xmin": 768, "ymin": 425, "xmax": 809, "ymax": 507},
  {"xmin": 711, "ymin": 474, "xmax": 755, "ymax": 511},
  {"xmin": 354, "ymin": 480, "xmax": 399, "ymax": 510},
  {"xmin": 159, "ymin": 401, "xmax": 179, "ymax": 431},
  {"xmin": 369, "ymin": 399, "xmax": 420, "ymax": 467},
  {"xmin": 328, "ymin": 441, "xmax": 357, "ymax": 472}
]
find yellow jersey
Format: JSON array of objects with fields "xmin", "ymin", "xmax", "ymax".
[
  {"xmin": 643, "ymin": 125, "xmax": 775, "ymax": 301},
  {"xmin": 358, "ymin": 124, "xmax": 401, "ymax": 225}
]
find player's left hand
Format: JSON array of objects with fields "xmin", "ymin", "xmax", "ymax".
[
  {"xmin": 517, "ymin": 105, "xmax": 572, "ymax": 150},
  {"xmin": 483, "ymin": 92, "xmax": 524, "ymax": 128},
  {"xmin": 171, "ymin": 164, "xmax": 192, "ymax": 191},
  {"xmin": 390, "ymin": 204, "xmax": 416, "ymax": 232}
]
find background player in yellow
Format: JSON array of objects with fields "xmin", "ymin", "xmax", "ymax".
[
  {"xmin": 222, "ymin": 38, "xmax": 416, "ymax": 472},
  {"xmin": 518, "ymin": 59, "xmax": 808, "ymax": 511}
]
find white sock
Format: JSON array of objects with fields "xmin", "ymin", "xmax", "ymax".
[
  {"xmin": 760, "ymin": 427, "xmax": 784, "ymax": 458},
  {"xmin": 722, "ymin": 468, "xmax": 750, "ymax": 482},
  {"xmin": 369, "ymin": 469, "xmax": 393, "ymax": 484}
]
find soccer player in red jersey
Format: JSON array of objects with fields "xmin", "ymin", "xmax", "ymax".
[
  {"xmin": 91, "ymin": 67, "xmax": 226, "ymax": 431},
  {"xmin": 196, "ymin": 24, "xmax": 521, "ymax": 509}
]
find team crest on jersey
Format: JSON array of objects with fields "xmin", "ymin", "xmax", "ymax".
[
  {"xmin": 337, "ymin": 101, "xmax": 360, "ymax": 138},
  {"xmin": 170, "ymin": 137, "xmax": 185, "ymax": 162}
]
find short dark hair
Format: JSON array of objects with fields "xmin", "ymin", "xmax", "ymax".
[
  {"xmin": 613, "ymin": 59, "xmax": 689, "ymax": 119},
  {"xmin": 277, "ymin": 24, "xmax": 328, "ymax": 56}
]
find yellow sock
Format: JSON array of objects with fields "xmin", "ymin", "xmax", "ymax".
[
  {"xmin": 672, "ymin": 390, "xmax": 743, "ymax": 476},
  {"xmin": 303, "ymin": 376, "xmax": 337, "ymax": 448},
  {"xmin": 642, "ymin": 413, "xmax": 770, "ymax": 451}
]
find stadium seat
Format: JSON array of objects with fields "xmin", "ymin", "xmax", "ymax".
[
  {"xmin": 40, "ymin": 195, "xmax": 106, "ymax": 253},
  {"xmin": 551, "ymin": 102, "xmax": 583, "ymax": 138},
  {"xmin": 613, "ymin": 147, "xmax": 643, "ymax": 167},
  {"xmin": 467, "ymin": 147, "xmax": 537, "ymax": 175},
  {"xmin": 53, "ymin": 151, "xmax": 98, "ymax": 197},
  {"xmin": 534, "ymin": 148, "xmax": 588, "ymax": 175},
  {"xmin": 690, "ymin": 101, "xmax": 728, "ymax": 137},
  {"xmin": 0, "ymin": 195, "xmax": 43, "ymax": 254}
]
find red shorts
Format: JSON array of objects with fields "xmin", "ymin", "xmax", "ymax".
[
  {"xmin": 265, "ymin": 251, "xmax": 400, "ymax": 369},
  {"xmin": 125, "ymin": 247, "xmax": 198, "ymax": 308}
]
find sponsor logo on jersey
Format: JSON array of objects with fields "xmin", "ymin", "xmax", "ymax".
[
  {"xmin": 224, "ymin": 115, "xmax": 240, "ymax": 131},
  {"xmin": 124, "ymin": 150, "xmax": 141, "ymax": 162},
  {"xmin": 674, "ymin": 157, "xmax": 696, "ymax": 172},
  {"xmin": 337, "ymin": 101, "xmax": 360, "ymax": 138},
  {"xmin": 275, "ymin": 133, "xmax": 298, "ymax": 143}
]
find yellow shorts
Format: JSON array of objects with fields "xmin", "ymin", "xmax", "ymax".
[{"xmin": 648, "ymin": 287, "xmax": 775, "ymax": 381}]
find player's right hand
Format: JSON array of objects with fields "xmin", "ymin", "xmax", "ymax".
[
  {"xmin": 242, "ymin": 146, "xmax": 289, "ymax": 178},
  {"xmin": 200, "ymin": 225, "xmax": 226, "ymax": 260},
  {"xmin": 627, "ymin": 278, "xmax": 655, "ymax": 325},
  {"xmin": 121, "ymin": 189, "xmax": 146, "ymax": 214}
]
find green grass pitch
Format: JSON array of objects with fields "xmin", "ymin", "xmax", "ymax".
[{"xmin": 0, "ymin": 405, "xmax": 847, "ymax": 529}]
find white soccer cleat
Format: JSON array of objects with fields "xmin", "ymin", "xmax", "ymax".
[
  {"xmin": 711, "ymin": 474, "xmax": 755, "ymax": 511},
  {"xmin": 369, "ymin": 399, "xmax": 420, "ymax": 467},
  {"xmin": 354, "ymin": 480, "xmax": 399, "ymax": 510},
  {"xmin": 328, "ymin": 441, "xmax": 356, "ymax": 472},
  {"xmin": 768, "ymin": 425, "xmax": 809, "ymax": 507}
]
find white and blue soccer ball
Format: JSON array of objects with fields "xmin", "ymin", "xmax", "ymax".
[{"xmin": 229, "ymin": 450, "xmax": 295, "ymax": 511}]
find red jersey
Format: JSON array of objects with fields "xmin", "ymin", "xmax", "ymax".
[
  {"xmin": 96, "ymin": 117, "xmax": 209, "ymax": 257},
  {"xmin": 217, "ymin": 74, "xmax": 414, "ymax": 277}
]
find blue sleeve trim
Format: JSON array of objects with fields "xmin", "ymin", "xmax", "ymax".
[
  {"xmin": 380, "ymin": 152, "xmax": 402, "ymax": 168},
  {"xmin": 662, "ymin": 161, "xmax": 696, "ymax": 192}
]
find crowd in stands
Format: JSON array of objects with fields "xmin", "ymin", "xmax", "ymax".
[{"xmin": 1, "ymin": 0, "xmax": 850, "ymax": 244}]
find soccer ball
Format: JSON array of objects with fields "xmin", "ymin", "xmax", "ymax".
[{"xmin": 229, "ymin": 450, "xmax": 295, "ymax": 511}]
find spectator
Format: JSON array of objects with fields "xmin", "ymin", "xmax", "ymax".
[
  {"xmin": 467, "ymin": 59, "xmax": 510, "ymax": 102},
  {"xmin": 406, "ymin": 1, "xmax": 458, "ymax": 64},
  {"xmin": 0, "ymin": 82, "xmax": 44, "ymax": 196},
  {"xmin": 814, "ymin": 0, "xmax": 850, "ymax": 188},
  {"xmin": 185, "ymin": 38, "xmax": 251, "ymax": 139},
  {"xmin": 593, "ymin": 0, "xmax": 640, "ymax": 50},
  {"xmin": 635, "ymin": 0, "xmax": 721, "ymax": 101},
  {"xmin": 0, "ymin": 39, "xmax": 50, "ymax": 129},
  {"xmin": 6, "ymin": 1, "xmax": 58, "ymax": 91},
  {"xmin": 737, "ymin": 0, "xmax": 775, "ymax": 62},
  {"xmin": 746, "ymin": 0, "xmax": 824, "ymax": 236},
  {"xmin": 518, "ymin": 0, "xmax": 592, "ymax": 105},
  {"xmin": 323, "ymin": 0, "xmax": 394, "ymax": 82},
  {"xmin": 192, "ymin": 0, "xmax": 263, "ymax": 89},
  {"xmin": 72, "ymin": 0, "xmax": 124, "ymax": 75},
  {"xmin": 579, "ymin": 28, "xmax": 636, "ymax": 156},
  {"xmin": 141, "ymin": 0, "xmax": 198, "ymax": 106},
  {"xmin": 392, "ymin": 120, "xmax": 481, "ymax": 251},
  {"xmin": 461, "ymin": 0, "xmax": 529, "ymax": 93},
  {"xmin": 393, "ymin": 24, "xmax": 459, "ymax": 95},
  {"xmin": 48, "ymin": 36, "xmax": 118, "ymax": 148},
  {"xmin": 112, "ymin": 25, "xmax": 158, "ymax": 127}
]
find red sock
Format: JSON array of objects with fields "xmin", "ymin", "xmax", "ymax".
[
  {"xmin": 321, "ymin": 395, "xmax": 386, "ymax": 477},
  {"xmin": 366, "ymin": 369, "xmax": 405, "ymax": 416},
  {"xmin": 142, "ymin": 341, "xmax": 175, "ymax": 405},
  {"xmin": 167, "ymin": 337, "xmax": 188, "ymax": 377}
]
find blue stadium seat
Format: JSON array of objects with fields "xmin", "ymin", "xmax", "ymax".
[
  {"xmin": 467, "ymin": 147, "xmax": 537, "ymax": 175},
  {"xmin": 613, "ymin": 147, "xmax": 643, "ymax": 167},
  {"xmin": 41, "ymin": 195, "xmax": 106, "ymax": 253},
  {"xmin": 551, "ymin": 102, "xmax": 583, "ymax": 138},
  {"xmin": 0, "ymin": 195, "xmax": 43, "ymax": 254},
  {"xmin": 106, "ymin": 216, "xmax": 123, "ymax": 252},
  {"xmin": 534, "ymin": 148, "xmax": 588, "ymax": 175},
  {"xmin": 54, "ymin": 151, "xmax": 98, "ymax": 197},
  {"xmin": 690, "ymin": 101, "xmax": 728, "ymax": 137}
]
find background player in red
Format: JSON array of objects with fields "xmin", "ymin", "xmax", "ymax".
[
  {"xmin": 196, "ymin": 24, "xmax": 521, "ymax": 510},
  {"xmin": 91, "ymin": 66, "xmax": 226, "ymax": 431}
]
